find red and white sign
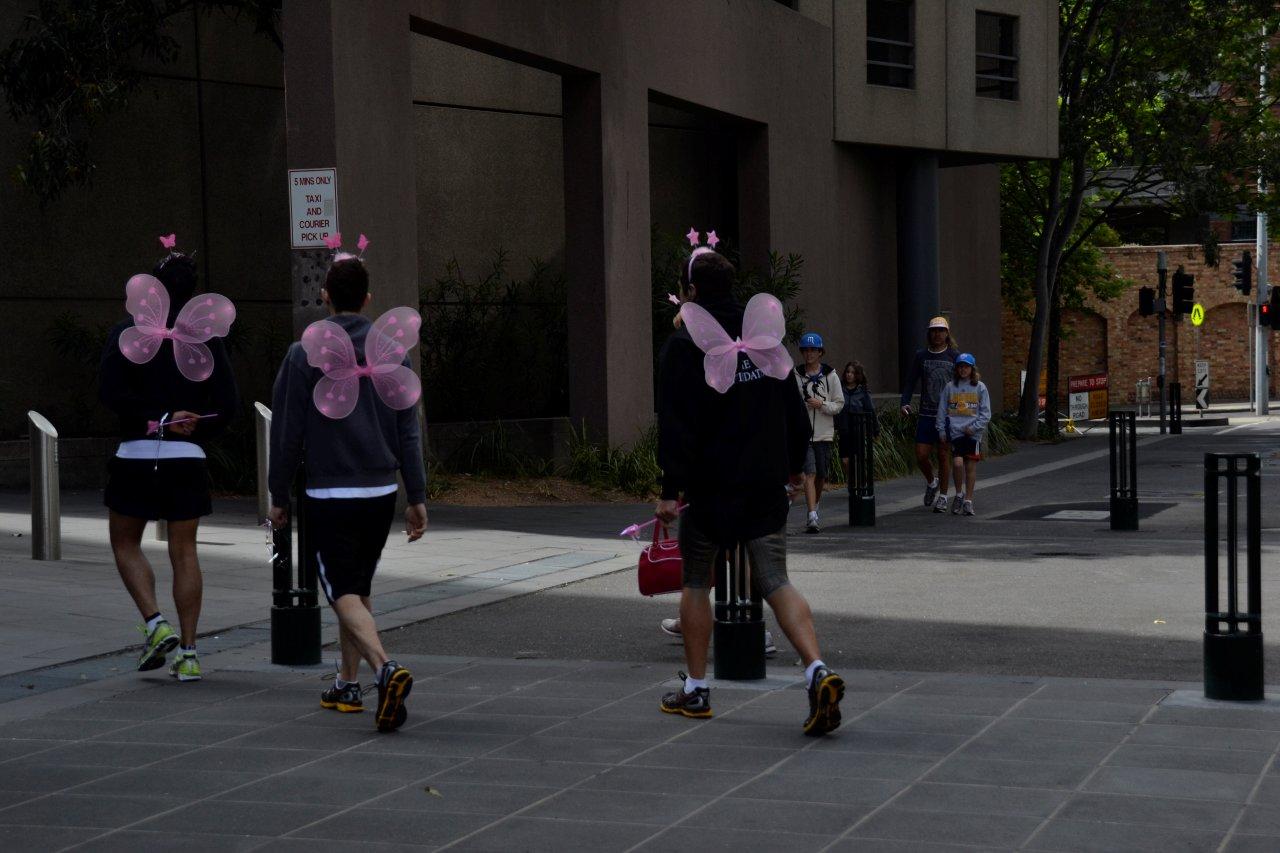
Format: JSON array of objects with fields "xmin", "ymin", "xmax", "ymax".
[
  {"xmin": 289, "ymin": 168, "xmax": 338, "ymax": 248},
  {"xmin": 1068, "ymin": 372, "xmax": 1109, "ymax": 393}
]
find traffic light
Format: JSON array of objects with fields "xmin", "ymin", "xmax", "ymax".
[
  {"xmin": 1232, "ymin": 251, "xmax": 1252, "ymax": 295},
  {"xmin": 1261, "ymin": 299, "xmax": 1272, "ymax": 327},
  {"xmin": 1171, "ymin": 268, "xmax": 1195, "ymax": 316},
  {"xmin": 1263, "ymin": 286, "xmax": 1279, "ymax": 328},
  {"xmin": 1138, "ymin": 286, "xmax": 1155, "ymax": 316}
]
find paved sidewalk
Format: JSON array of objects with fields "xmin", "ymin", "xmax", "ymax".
[{"xmin": 2, "ymin": 650, "xmax": 1280, "ymax": 852}]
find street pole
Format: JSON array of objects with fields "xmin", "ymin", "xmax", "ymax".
[
  {"xmin": 1157, "ymin": 251, "xmax": 1168, "ymax": 434},
  {"xmin": 1257, "ymin": 29, "xmax": 1271, "ymax": 415}
]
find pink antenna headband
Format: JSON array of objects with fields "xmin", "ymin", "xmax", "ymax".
[{"xmin": 685, "ymin": 227, "xmax": 721, "ymax": 282}]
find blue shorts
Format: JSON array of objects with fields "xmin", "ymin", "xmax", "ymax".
[{"xmin": 914, "ymin": 417, "xmax": 941, "ymax": 445}]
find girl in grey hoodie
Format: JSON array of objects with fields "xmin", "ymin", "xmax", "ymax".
[{"xmin": 934, "ymin": 353, "xmax": 990, "ymax": 516}]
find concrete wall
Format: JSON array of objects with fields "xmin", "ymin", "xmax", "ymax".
[
  {"xmin": 0, "ymin": 4, "xmax": 288, "ymax": 442},
  {"xmin": 835, "ymin": 0, "xmax": 1057, "ymax": 158}
]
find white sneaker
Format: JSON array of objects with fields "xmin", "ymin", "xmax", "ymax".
[
  {"xmin": 764, "ymin": 630, "xmax": 777, "ymax": 657},
  {"xmin": 951, "ymin": 493, "xmax": 965, "ymax": 515},
  {"xmin": 933, "ymin": 495, "xmax": 949, "ymax": 513},
  {"xmin": 805, "ymin": 512, "xmax": 820, "ymax": 533},
  {"xmin": 962, "ymin": 500, "xmax": 975, "ymax": 516},
  {"xmin": 660, "ymin": 618, "xmax": 682, "ymax": 637},
  {"xmin": 923, "ymin": 478, "xmax": 940, "ymax": 507}
]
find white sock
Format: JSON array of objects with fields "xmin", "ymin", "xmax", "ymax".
[
  {"xmin": 808, "ymin": 510, "xmax": 818, "ymax": 521},
  {"xmin": 335, "ymin": 677, "xmax": 354, "ymax": 689},
  {"xmin": 805, "ymin": 659, "xmax": 826, "ymax": 687},
  {"xmin": 145, "ymin": 613, "xmax": 165, "ymax": 633},
  {"xmin": 179, "ymin": 645, "xmax": 196, "ymax": 656},
  {"xmin": 683, "ymin": 675, "xmax": 708, "ymax": 694},
  {"xmin": 928, "ymin": 477, "xmax": 939, "ymax": 488}
]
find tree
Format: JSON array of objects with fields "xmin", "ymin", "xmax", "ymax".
[
  {"xmin": 1011, "ymin": 0, "xmax": 1280, "ymax": 439},
  {"xmin": 0, "ymin": 0, "xmax": 281, "ymax": 204}
]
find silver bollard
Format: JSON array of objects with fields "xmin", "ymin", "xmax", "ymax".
[
  {"xmin": 27, "ymin": 411, "xmax": 60, "ymax": 561},
  {"xmin": 255, "ymin": 402, "xmax": 272, "ymax": 521}
]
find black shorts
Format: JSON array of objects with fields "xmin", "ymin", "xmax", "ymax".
[
  {"xmin": 950, "ymin": 435, "xmax": 982, "ymax": 460},
  {"xmin": 103, "ymin": 457, "xmax": 212, "ymax": 521},
  {"xmin": 305, "ymin": 493, "xmax": 396, "ymax": 603}
]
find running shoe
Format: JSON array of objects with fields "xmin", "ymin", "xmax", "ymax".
[
  {"xmin": 923, "ymin": 478, "xmax": 939, "ymax": 507},
  {"xmin": 137, "ymin": 621, "xmax": 178, "ymax": 672},
  {"xmin": 951, "ymin": 493, "xmax": 965, "ymax": 515},
  {"xmin": 375, "ymin": 661, "xmax": 413, "ymax": 733},
  {"xmin": 660, "ymin": 671, "xmax": 712, "ymax": 719},
  {"xmin": 169, "ymin": 651, "xmax": 201, "ymax": 682},
  {"xmin": 764, "ymin": 630, "xmax": 777, "ymax": 658},
  {"xmin": 660, "ymin": 618, "xmax": 682, "ymax": 637},
  {"xmin": 805, "ymin": 512, "xmax": 820, "ymax": 534},
  {"xmin": 803, "ymin": 665, "xmax": 845, "ymax": 736},
  {"xmin": 320, "ymin": 681, "xmax": 363, "ymax": 712},
  {"xmin": 962, "ymin": 500, "xmax": 975, "ymax": 516},
  {"xmin": 932, "ymin": 495, "xmax": 949, "ymax": 513}
]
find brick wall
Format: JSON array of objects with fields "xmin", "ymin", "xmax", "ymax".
[{"xmin": 1003, "ymin": 244, "xmax": 1280, "ymax": 409}]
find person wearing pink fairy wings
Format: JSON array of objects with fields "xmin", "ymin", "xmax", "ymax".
[
  {"xmin": 268, "ymin": 233, "xmax": 426, "ymax": 733},
  {"xmin": 99, "ymin": 236, "xmax": 239, "ymax": 683},
  {"xmin": 655, "ymin": 232, "xmax": 845, "ymax": 736}
]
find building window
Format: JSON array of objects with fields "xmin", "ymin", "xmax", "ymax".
[
  {"xmin": 975, "ymin": 11, "xmax": 1018, "ymax": 100},
  {"xmin": 867, "ymin": 0, "xmax": 914, "ymax": 89},
  {"xmin": 1231, "ymin": 213, "xmax": 1258, "ymax": 242}
]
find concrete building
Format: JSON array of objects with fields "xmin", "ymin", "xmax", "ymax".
[{"xmin": 1, "ymin": 0, "xmax": 1057, "ymax": 465}]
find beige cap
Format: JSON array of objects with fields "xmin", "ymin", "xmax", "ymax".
[{"xmin": 928, "ymin": 316, "xmax": 950, "ymax": 330}]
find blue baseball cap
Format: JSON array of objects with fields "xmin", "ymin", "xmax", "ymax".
[
  {"xmin": 799, "ymin": 332, "xmax": 824, "ymax": 350},
  {"xmin": 956, "ymin": 352, "xmax": 976, "ymax": 366}
]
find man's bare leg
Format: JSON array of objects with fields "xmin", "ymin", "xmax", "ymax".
[
  {"xmin": 937, "ymin": 443, "xmax": 952, "ymax": 493},
  {"xmin": 765, "ymin": 584, "xmax": 821, "ymax": 666},
  {"xmin": 803, "ymin": 473, "xmax": 818, "ymax": 513},
  {"xmin": 332, "ymin": 594, "xmax": 390, "ymax": 673},
  {"xmin": 109, "ymin": 512, "xmax": 159, "ymax": 618},
  {"xmin": 338, "ymin": 596, "xmax": 374, "ymax": 683},
  {"xmin": 678, "ymin": 587, "xmax": 713, "ymax": 679},
  {"xmin": 914, "ymin": 443, "xmax": 935, "ymax": 484},
  {"xmin": 165, "ymin": 518, "xmax": 202, "ymax": 647}
]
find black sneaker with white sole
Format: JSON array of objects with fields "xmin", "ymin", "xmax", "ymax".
[{"xmin": 660, "ymin": 671, "xmax": 712, "ymax": 719}]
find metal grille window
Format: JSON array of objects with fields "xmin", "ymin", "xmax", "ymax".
[
  {"xmin": 975, "ymin": 11, "xmax": 1018, "ymax": 99},
  {"xmin": 867, "ymin": 0, "xmax": 914, "ymax": 89}
]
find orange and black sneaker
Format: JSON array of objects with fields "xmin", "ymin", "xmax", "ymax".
[
  {"xmin": 320, "ymin": 681, "xmax": 363, "ymax": 713},
  {"xmin": 374, "ymin": 661, "xmax": 413, "ymax": 733},
  {"xmin": 660, "ymin": 672, "xmax": 712, "ymax": 719},
  {"xmin": 803, "ymin": 665, "xmax": 845, "ymax": 737}
]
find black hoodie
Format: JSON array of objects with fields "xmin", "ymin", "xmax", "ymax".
[{"xmin": 657, "ymin": 296, "xmax": 811, "ymax": 544}]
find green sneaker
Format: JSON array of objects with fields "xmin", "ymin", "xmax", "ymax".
[
  {"xmin": 169, "ymin": 651, "xmax": 201, "ymax": 682},
  {"xmin": 137, "ymin": 621, "xmax": 178, "ymax": 671}
]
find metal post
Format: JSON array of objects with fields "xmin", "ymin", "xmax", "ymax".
[
  {"xmin": 1157, "ymin": 252, "xmax": 1168, "ymax": 435},
  {"xmin": 1108, "ymin": 411, "xmax": 1139, "ymax": 531},
  {"xmin": 1257, "ymin": 30, "xmax": 1270, "ymax": 416},
  {"xmin": 1203, "ymin": 453, "xmax": 1263, "ymax": 700},
  {"xmin": 1169, "ymin": 382, "xmax": 1182, "ymax": 435},
  {"xmin": 713, "ymin": 543, "xmax": 766, "ymax": 680},
  {"xmin": 27, "ymin": 411, "xmax": 60, "ymax": 561},
  {"xmin": 848, "ymin": 412, "xmax": 876, "ymax": 526},
  {"xmin": 270, "ymin": 463, "xmax": 321, "ymax": 665},
  {"xmin": 255, "ymin": 402, "xmax": 272, "ymax": 521}
]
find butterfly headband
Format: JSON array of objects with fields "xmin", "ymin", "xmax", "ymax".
[
  {"xmin": 685, "ymin": 227, "xmax": 721, "ymax": 283},
  {"xmin": 323, "ymin": 232, "xmax": 370, "ymax": 264}
]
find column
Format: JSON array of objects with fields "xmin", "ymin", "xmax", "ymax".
[{"xmin": 896, "ymin": 153, "xmax": 941, "ymax": 386}]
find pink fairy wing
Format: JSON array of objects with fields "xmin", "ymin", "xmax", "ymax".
[
  {"xmin": 301, "ymin": 320, "xmax": 362, "ymax": 419},
  {"xmin": 172, "ymin": 340, "xmax": 215, "ymax": 382},
  {"xmin": 678, "ymin": 301, "xmax": 738, "ymax": 394},
  {"xmin": 119, "ymin": 274, "xmax": 170, "ymax": 364},
  {"xmin": 367, "ymin": 307, "xmax": 421, "ymax": 367},
  {"xmin": 172, "ymin": 293, "xmax": 236, "ymax": 344},
  {"xmin": 739, "ymin": 293, "xmax": 792, "ymax": 381},
  {"xmin": 369, "ymin": 365, "xmax": 422, "ymax": 410}
]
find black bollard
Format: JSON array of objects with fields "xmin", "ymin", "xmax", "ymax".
[
  {"xmin": 1169, "ymin": 382, "xmax": 1182, "ymax": 435},
  {"xmin": 1203, "ymin": 453, "xmax": 1263, "ymax": 701},
  {"xmin": 713, "ymin": 543, "xmax": 766, "ymax": 680},
  {"xmin": 271, "ymin": 465, "xmax": 322, "ymax": 665},
  {"xmin": 847, "ymin": 412, "xmax": 876, "ymax": 527},
  {"xmin": 1108, "ymin": 411, "xmax": 1139, "ymax": 531}
]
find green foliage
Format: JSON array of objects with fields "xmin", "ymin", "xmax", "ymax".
[
  {"xmin": 828, "ymin": 406, "xmax": 1017, "ymax": 484},
  {"xmin": 419, "ymin": 251, "xmax": 568, "ymax": 423},
  {"xmin": 565, "ymin": 422, "xmax": 662, "ymax": 497},
  {"xmin": 441, "ymin": 421, "xmax": 555, "ymax": 479},
  {"xmin": 1, "ymin": 1, "xmax": 281, "ymax": 203}
]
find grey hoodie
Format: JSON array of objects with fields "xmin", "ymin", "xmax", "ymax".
[
  {"xmin": 268, "ymin": 313, "xmax": 427, "ymax": 507},
  {"xmin": 935, "ymin": 379, "xmax": 992, "ymax": 441}
]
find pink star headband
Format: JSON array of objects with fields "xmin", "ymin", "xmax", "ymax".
[
  {"xmin": 685, "ymin": 227, "xmax": 721, "ymax": 282},
  {"xmin": 323, "ymin": 232, "xmax": 370, "ymax": 263}
]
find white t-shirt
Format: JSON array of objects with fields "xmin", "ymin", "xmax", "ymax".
[
  {"xmin": 305, "ymin": 485, "xmax": 398, "ymax": 500},
  {"xmin": 116, "ymin": 440, "xmax": 205, "ymax": 460}
]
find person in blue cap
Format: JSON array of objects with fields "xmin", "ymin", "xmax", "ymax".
[
  {"xmin": 793, "ymin": 332, "xmax": 843, "ymax": 533},
  {"xmin": 935, "ymin": 353, "xmax": 991, "ymax": 516}
]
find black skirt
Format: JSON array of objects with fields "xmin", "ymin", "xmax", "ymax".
[{"xmin": 103, "ymin": 456, "xmax": 213, "ymax": 521}]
